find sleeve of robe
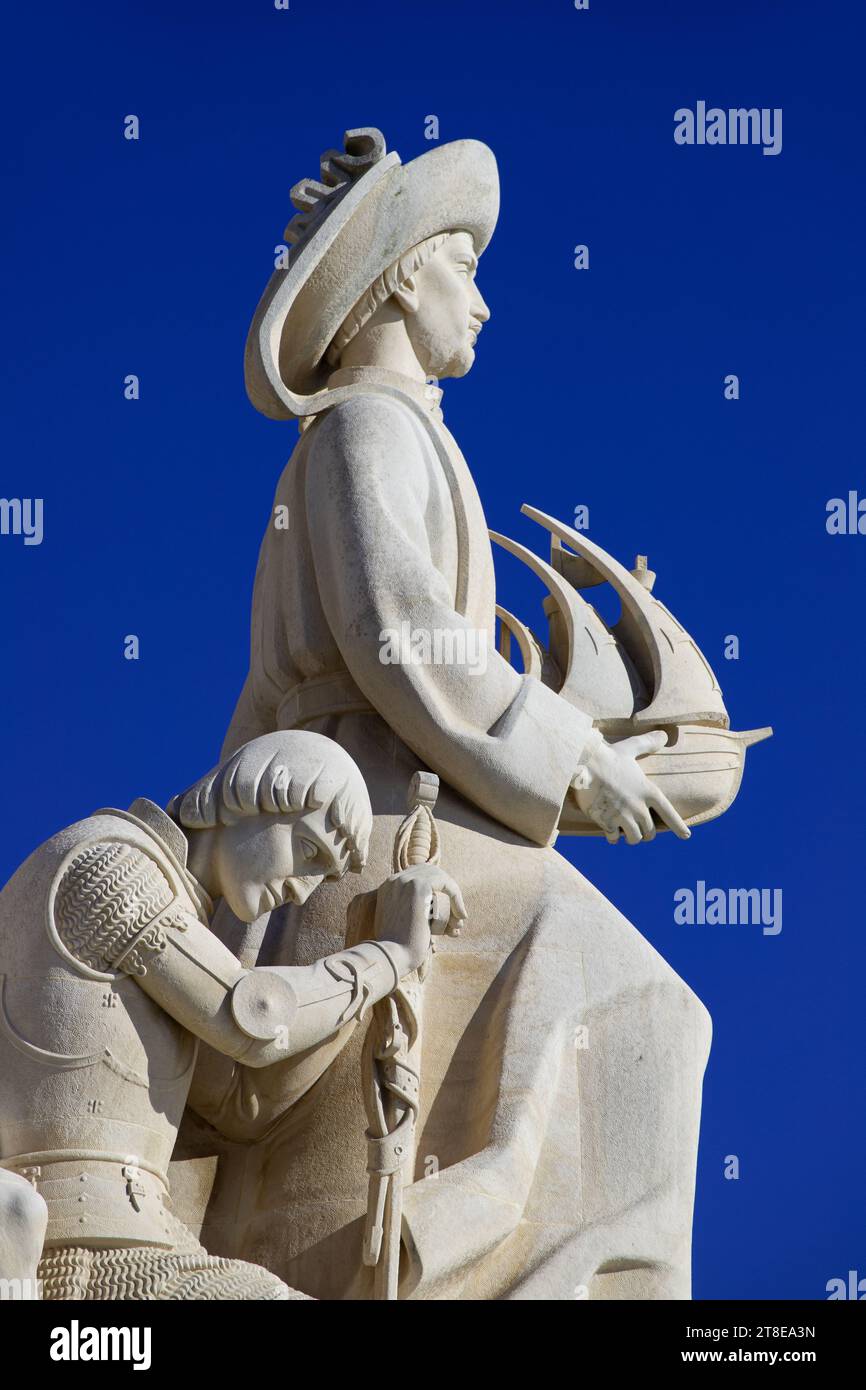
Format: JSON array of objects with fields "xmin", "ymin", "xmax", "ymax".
[{"xmin": 305, "ymin": 394, "xmax": 599, "ymax": 847}]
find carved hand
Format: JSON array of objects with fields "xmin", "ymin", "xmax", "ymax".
[
  {"xmin": 373, "ymin": 865, "xmax": 467, "ymax": 975},
  {"xmin": 569, "ymin": 730, "xmax": 691, "ymax": 844}
]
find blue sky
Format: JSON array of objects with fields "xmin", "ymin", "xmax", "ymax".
[{"xmin": 1, "ymin": 0, "xmax": 863, "ymax": 1299}]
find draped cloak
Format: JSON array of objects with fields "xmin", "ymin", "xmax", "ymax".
[{"xmin": 176, "ymin": 366, "xmax": 712, "ymax": 1300}]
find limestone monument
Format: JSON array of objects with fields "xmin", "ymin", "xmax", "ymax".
[
  {"xmin": 170, "ymin": 127, "xmax": 770, "ymax": 1300},
  {"xmin": 0, "ymin": 731, "xmax": 463, "ymax": 1299},
  {"xmin": 0, "ymin": 126, "xmax": 770, "ymax": 1303}
]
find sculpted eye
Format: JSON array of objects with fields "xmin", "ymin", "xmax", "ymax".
[{"xmin": 299, "ymin": 838, "xmax": 319, "ymax": 863}]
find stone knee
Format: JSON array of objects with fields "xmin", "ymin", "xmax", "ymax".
[{"xmin": 0, "ymin": 1170, "xmax": 48, "ymax": 1288}]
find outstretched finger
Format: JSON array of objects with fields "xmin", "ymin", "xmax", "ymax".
[
  {"xmin": 649, "ymin": 788, "xmax": 691, "ymax": 840},
  {"xmin": 619, "ymin": 729, "xmax": 669, "ymax": 760}
]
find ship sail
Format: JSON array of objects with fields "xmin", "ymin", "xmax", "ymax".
[{"xmin": 489, "ymin": 506, "xmax": 771, "ymax": 832}]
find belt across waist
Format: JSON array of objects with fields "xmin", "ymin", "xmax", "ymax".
[
  {"xmin": 277, "ymin": 671, "xmax": 375, "ymax": 729},
  {"xmin": 2, "ymin": 1152, "xmax": 178, "ymax": 1249}
]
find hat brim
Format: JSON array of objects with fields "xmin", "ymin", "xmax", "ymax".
[{"xmin": 245, "ymin": 139, "xmax": 500, "ymax": 419}]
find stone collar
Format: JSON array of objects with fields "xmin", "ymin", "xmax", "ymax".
[{"xmin": 325, "ymin": 366, "xmax": 444, "ymax": 419}]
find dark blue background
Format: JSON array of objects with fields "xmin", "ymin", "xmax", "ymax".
[{"xmin": 1, "ymin": 0, "xmax": 863, "ymax": 1300}]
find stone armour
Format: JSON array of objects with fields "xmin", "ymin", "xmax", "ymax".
[
  {"xmin": 0, "ymin": 799, "xmax": 297, "ymax": 1299},
  {"xmin": 38, "ymin": 1242, "xmax": 299, "ymax": 1301}
]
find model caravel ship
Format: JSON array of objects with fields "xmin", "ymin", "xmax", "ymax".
[{"xmin": 491, "ymin": 506, "xmax": 771, "ymax": 835}]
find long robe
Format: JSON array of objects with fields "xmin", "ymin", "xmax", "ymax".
[{"xmin": 178, "ymin": 365, "xmax": 712, "ymax": 1300}]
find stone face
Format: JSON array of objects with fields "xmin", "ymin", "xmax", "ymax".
[
  {"xmin": 1, "ymin": 128, "xmax": 768, "ymax": 1302},
  {"xmin": 0, "ymin": 732, "xmax": 459, "ymax": 1299},
  {"xmin": 175, "ymin": 127, "xmax": 763, "ymax": 1301}
]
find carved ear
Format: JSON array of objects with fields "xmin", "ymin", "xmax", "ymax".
[{"xmin": 392, "ymin": 276, "xmax": 420, "ymax": 316}]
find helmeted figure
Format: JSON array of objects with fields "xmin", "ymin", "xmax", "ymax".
[
  {"xmin": 0, "ymin": 730, "xmax": 460, "ymax": 1299},
  {"xmin": 183, "ymin": 128, "xmax": 770, "ymax": 1300}
]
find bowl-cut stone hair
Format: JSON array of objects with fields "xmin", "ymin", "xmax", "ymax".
[{"xmin": 167, "ymin": 731, "xmax": 372, "ymax": 873}]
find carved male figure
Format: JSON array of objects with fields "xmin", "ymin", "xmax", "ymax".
[
  {"xmin": 0, "ymin": 730, "xmax": 462, "ymax": 1299},
  {"xmin": 204, "ymin": 129, "xmax": 715, "ymax": 1299}
]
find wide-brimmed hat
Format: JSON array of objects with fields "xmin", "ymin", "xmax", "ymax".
[{"xmin": 244, "ymin": 128, "xmax": 500, "ymax": 420}]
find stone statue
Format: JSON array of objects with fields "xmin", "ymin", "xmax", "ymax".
[
  {"xmin": 0, "ymin": 730, "xmax": 463, "ymax": 1299},
  {"xmin": 176, "ymin": 127, "xmax": 767, "ymax": 1301}
]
